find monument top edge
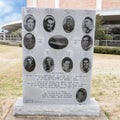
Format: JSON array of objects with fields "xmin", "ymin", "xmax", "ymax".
[{"xmin": 22, "ymin": 7, "xmax": 96, "ymax": 12}]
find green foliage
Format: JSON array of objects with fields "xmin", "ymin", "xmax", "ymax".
[
  {"xmin": 94, "ymin": 46, "xmax": 120, "ymax": 55},
  {"xmin": 11, "ymin": 28, "xmax": 22, "ymax": 38},
  {"xmin": 95, "ymin": 15, "xmax": 113, "ymax": 40},
  {"xmin": 19, "ymin": 43, "xmax": 22, "ymax": 47},
  {"xmin": 104, "ymin": 111, "xmax": 111, "ymax": 120}
]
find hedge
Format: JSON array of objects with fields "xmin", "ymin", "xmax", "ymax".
[{"xmin": 94, "ymin": 46, "xmax": 120, "ymax": 55}]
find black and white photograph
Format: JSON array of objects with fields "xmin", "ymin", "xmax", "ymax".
[
  {"xmin": 76, "ymin": 88, "xmax": 87, "ymax": 103},
  {"xmin": 43, "ymin": 57, "xmax": 54, "ymax": 72},
  {"xmin": 82, "ymin": 17, "xmax": 93, "ymax": 33},
  {"xmin": 24, "ymin": 56, "xmax": 36, "ymax": 72},
  {"xmin": 43, "ymin": 15, "xmax": 55, "ymax": 32},
  {"xmin": 24, "ymin": 33, "xmax": 35, "ymax": 49},
  {"xmin": 63, "ymin": 16, "xmax": 75, "ymax": 33},
  {"xmin": 48, "ymin": 35, "xmax": 68, "ymax": 49},
  {"xmin": 81, "ymin": 35, "xmax": 93, "ymax": 51},
  {"xmin": 24, "ymin": 14, "xmax": 36, "ymax": 31},
  {"xmin": 80, "ymin": 58, "xmax": 91, "ymax": 73},
  {"xmin": 62, "ymin": 57, "xmax": 73, "ymax": 72}
]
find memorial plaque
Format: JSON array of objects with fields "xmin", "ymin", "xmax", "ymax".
[{"xmin": 22, "ymin": 8, "xmax": 96, "ymax": 105}]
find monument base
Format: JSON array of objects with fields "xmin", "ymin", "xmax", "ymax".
[{"xmin": 13, "ymin": 97, "xmax": 100, "ymax": 116}]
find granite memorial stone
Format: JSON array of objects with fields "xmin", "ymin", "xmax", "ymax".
[{"xmin": 13, "ymin": 8, "xmax": 100, "ymax": 116}]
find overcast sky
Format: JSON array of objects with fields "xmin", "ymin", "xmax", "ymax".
[{"xmin": 0, "ymin": 0, "xmax": 26, "ymax": 31}]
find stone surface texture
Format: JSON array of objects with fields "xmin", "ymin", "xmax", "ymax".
[
  {"xmin": 5, "ymin": 104, "xmax": 108, "ymax": 120},
  {"xmin": 13, "ymin": 97, "xmax": 100, "ymax": 116}
]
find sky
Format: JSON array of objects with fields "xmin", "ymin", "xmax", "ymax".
[{"xmin": 0, "ymin": 0, "xmax": 26, "ymax": 31}]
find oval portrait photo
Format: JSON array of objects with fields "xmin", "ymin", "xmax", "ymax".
[
  {"xmin": 24, "ymin": 14, "xmax": 36, "ymax": 32},
  {"xmin": 81, "ymin": 35, "xmax": 93, "ymax": 51},
  {"xmin": 76, "ymin": 88, "xmax": 87, "ymax": 103},
  {"xmin": 63, "ymin": 16, "xmax": 75, "ymax": 33},
  {"xmin": 62, "ymin": 57, "xmax": 73, "ymax": 72},
  {"xmin": 43, "ymin": 57, "xmax": 54, "ymax": 72},
  {"xmin": 43, "ymin": 15, "xmax": 55, "ymax": 32},
  {"xmin": 80, "ymin": 58, "xmax": 91, "ymax": 73},
  {"xmin": 82, "ymin": 17, "xmax": 93, "ymax": 33},
  {"xmin": 48, "ymin": 35, "xmax": 68, "ymax": 49},
  {"xmin": 24, "ymin": 56, "xmax": 36, "ymax": 72},
  {"xmin": 24, "ymin": 33, "xmax": 35, "ymax": 49}
]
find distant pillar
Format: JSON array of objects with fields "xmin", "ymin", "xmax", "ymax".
[
  {"xmin": 10, "ymin": 34, "xmax": 11, "ymax": 40},
  {"xmin": 55, "ymin": 0, "xmax": 59, "ymax": 8},
  {"xmin": 96, "ymin": 0, "xmax": 102, "ymax": 10},
  {"xmin": 33, "ymin": 0, "xmax": 37, "ymax": 7},
  {"xmin": 3, "ymin": 32, "xmax": 6, "ymax": 40}
]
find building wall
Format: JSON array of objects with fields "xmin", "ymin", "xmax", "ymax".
[
  {"xmin": 27, "ymin": 0, "xmax": 33, "ymax": 7},
  {"xmin": 27, "ymin": 0, "xmax": 120, "ymax": 9},
  {"xmin": 102, "ymin": 0, "xmax": 120, "ymax": 9},
  {"xmin": 60, "ymin": 0, "xmax": 96, "ymax": 9},
  {"xmin": 27, "ymin": 0, "xmax": 55, "ymax": 8},
  {"xmin": 37, "ymin": 0, "xmax": 55, "ymax": 8}
]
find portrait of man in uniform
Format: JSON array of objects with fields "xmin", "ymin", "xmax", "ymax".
[
  {"xmin": 24, "ymin": 56, "xmax": 35, "ymax": 72},
  {"xmin": 82, "ymin": 17, "xmax": 93, "ymax": 33},
  {"xmin": 81, "ymin": 35, "xmax": 93, "ymax": 51},
  {"xmin": 81, "ymin": 58, "xmax": 91, "ymax": 73},
  {"xmin": 76, "ymin": 88, "xmax": 87, "ymax": 103},
  {"xmin": 62, "ymin": 57, "xmax": 73, "ymax": 72},
  {"xmin": 24, "ymin": 14, "xmax": 36, "ymax": 31},
  {"xmin": 24, "ymin": 33, "xmax": 35, "ymax": 49},
  {"xmin": 43, "ymin": 57, "xmax": 54, "ymax": 72},
  {"xmin": 43, "ymin": 15, "xmax": 55, "ymax": 32},
  {"xmin": 63, "ymin": 16, "xmax": 75, "ymax": 33}
]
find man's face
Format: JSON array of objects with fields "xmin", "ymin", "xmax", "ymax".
[
  {"xmin": 46, "ymin": 58, "xmax": 52, "ymax": 66},
  {"xmin": 27, "ymin": 18, "xmax": 34, "ymax": 30},
  {"xmin": 26, "ymin": 34, "xmax": 33, "ymax": 45},
  {"xmin": 66, "ymin": 19, "xmax": 72, "ymax": 27},
  {"xmin": 78, "ymin": 91, "xmax": 84, "ymax": 100},
  {"xmin": 63, "ymin": 60, "xmax": 70, "ymax": 71},
  {"xmin": 83, "ymin": 37, "xmax": 89, "ymax": 46},
  {"xmin": 83, "ymin": 60, "xmax": 89, "ymax": 69},
  {"xmin": 84, "ymin": 19, "xmax": 92, "ymax": 28},
  {"xmin": 46, "ymin": 19, "xmax": 54, "ymax": 31},
  {"xmin": 27, "ymin": 58, "xmax": 33, "ymax": 65}
]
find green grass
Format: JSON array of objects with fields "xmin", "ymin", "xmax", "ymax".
[
  {"xmin": 0, "ymin": 44, "xmax": 22, "ymax": 118},
  {"xmin": 0, "ymin": 44, "xmax": 120, "ymax": 120},
  {"xmin": 104, "ymin": 110, "xmax": 111, "ymax": 120}
]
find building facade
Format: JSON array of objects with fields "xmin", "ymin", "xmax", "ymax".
[
  {"xmin": 27, "ymin": 0, "xmax": 120, "ymax": 10},
  {"xmin": 1, "ymin": 0, "xmax": 120, "ymax": 40},
  {"xmin": 26, "ymin": 0, "xmax": 120, "ymax": 40}
]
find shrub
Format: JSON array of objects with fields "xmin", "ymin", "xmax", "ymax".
[
  {"xmin": 19, "ymin": 43, "xmax": 22, "ymax": 47},
  {"xmin": 94, "ymin": 46, "xmax": 120, "ymax": 55},
  {"xmin": 95, "ymin": 15, "xmax": 113, "ymax": 40}
]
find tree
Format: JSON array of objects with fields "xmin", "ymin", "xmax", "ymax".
[
  {"xmin": 11, "ymin": 28, "xmax": 22, "ymax": 39},
  {"xmin": 95, "ymin": 15, "xmax": 113, "ymax": 40}
]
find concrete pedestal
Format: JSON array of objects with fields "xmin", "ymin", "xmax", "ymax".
[
  {"xmin": 4, "ymin": 97, "xmax": 108, "ymax": 120},
  {"xmin": 13, "ymin": 97, "xmax": 100, "ymax": 116},
  {"xmin": 5, "ymin": 108, "xmax": 108, "ymax": 120}
]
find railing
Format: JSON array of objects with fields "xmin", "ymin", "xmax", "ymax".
[
  {"xmin": 0, "ymin": 34, "xmax": 21, "ymax": 41},
  {"xmin": 95, "ymin": 40, "xmax": 120, "ymax": 47}
]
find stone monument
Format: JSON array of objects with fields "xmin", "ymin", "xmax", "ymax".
[{"xmin": 13, "ymin": 8, "xmax": 100, "ymax": 116}]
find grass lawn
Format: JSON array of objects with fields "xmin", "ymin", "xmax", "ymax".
[
  {"xmin": 0, "ymin": 44, "xmax": 120, "ymax": 120},
  {"xmin": 0, "ymin": 45, "xmax": 22, "ymax": 120}
]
